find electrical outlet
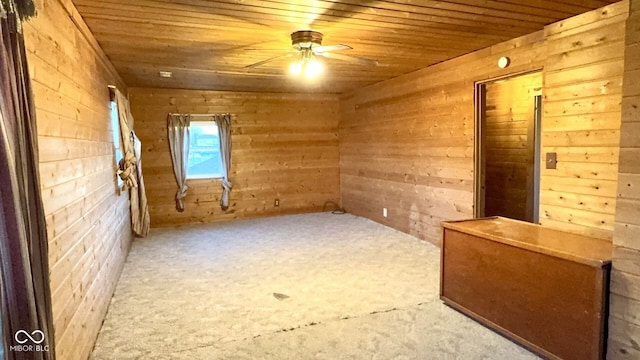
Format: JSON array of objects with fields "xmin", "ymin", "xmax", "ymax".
[
  {"xmin": 274, "ymin": 198, "xmax": 280, "ymax": 207},
  {"xmin": 383, "ymin": 207, "xmax": 388, "ymax": 218}
]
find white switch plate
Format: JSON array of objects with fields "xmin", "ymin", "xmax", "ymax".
[{"xmin": 383, "ymin": 208, "xmax": 388, "ymax": 217}]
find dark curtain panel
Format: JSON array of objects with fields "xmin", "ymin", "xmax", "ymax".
[{"xmin": 0, "ymin": 6, "xmax": 55, "ymax": 360}]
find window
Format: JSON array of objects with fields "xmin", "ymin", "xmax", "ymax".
[
  {"xmin": 187, "ymin": 121, "xmax": 223, "ymax": 179},
  {"xmin": 110, "ymin": 99, "xmax": 124, "ymax": 188}
]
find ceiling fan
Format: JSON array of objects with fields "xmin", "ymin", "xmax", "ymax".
[{"xmin": 245, "ymin": 30, "xmax": 378, "ymax": 77}]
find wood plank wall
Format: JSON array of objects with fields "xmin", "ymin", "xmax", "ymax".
[
  {"xmin": 609, "ymin": 0, "xmax": 640, "ymax": 357},
  {"xmin": 540, "ymin": 4, "xmax": 627, "ymax": 239},
  {"xmin": 130, "ymin": 88, "xmax": 340, "ymax": 227},
  {"xmin": 339, "ymin": 1, "xmax": 627, "ymax": 245},
  {"xmin": 23, "ymin": 0, "xmax": 132, "ymax": 358},
  {"xmin": 483, "ymin": 72, "xmax": 542, "ymax": 221}
]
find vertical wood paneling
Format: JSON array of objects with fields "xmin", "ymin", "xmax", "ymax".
[
  {"xmin": 23, "ymin": 0, "xmax": 132, "ymax": 358},
  {"xmin": 130, "ymin": 88, "xmax": 340, "ymax": 227},
  {"xmin": 339, "ymin": 1, "xmax": 627, "ymax": 245},
  {"xmin": 609, "ymin": 1, "xmax": 640, "ymax": 358}
]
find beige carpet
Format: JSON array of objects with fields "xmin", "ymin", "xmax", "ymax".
[{"xmin": 90, "ymin": 213, "xmax": 540, "ymax": 359}]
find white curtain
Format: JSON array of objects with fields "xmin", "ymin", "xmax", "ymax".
[
  {"xmin": 113, "ymin": 88, "xmax": 150, "ymax": 237},
  {"xmin": 215, "ymin": 114, "xmax": 232, "ymax": 210},
  {"xmin": 167, "ymin": 114, "xmax": 190, "ymax": 211}
]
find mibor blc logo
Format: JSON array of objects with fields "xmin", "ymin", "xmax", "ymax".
[{"xmin": 10, "ymin": 329, "xmax": 49, "ymax": 353}]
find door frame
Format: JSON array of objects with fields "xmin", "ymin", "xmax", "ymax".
[{"xmin": 473, "ymin": 69, "xmax": 543, "ymax": 222}]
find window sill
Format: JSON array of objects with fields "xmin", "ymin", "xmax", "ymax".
[{"xmin": 186, "ymin": 176, "xmax": 223, "ymax": 181}]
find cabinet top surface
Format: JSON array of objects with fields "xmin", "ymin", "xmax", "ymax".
[{"xmin": 442, "ymin": 217, "xmax": 612, "ymax": 267}]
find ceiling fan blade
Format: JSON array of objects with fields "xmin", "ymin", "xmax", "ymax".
[
  {"xmin": 317, "ymin": 51, "xmax": 378, "ymax": 66},
  {"xmin": 313, "ymin": 44, "xmax": 352, "ymax": 53},
  {"xmin": 245, "ymin": 53, "xmax": 295, "ymax": 68}
]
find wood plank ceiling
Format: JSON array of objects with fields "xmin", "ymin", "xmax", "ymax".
[{"xmin": 72, "ymin": 0, "xmax": 619, "ymax": 94}]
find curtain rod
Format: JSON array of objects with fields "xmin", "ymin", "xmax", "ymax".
[{"xmin": 168, "ymin": 113, "xmax": 229, "ymax": 118}]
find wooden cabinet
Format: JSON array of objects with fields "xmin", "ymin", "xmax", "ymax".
[{"xmin": 440, "ymin": 217, "xmax": 612, "ymax": 360}]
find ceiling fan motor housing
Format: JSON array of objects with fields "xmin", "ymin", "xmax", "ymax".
[{"xmin": 291, "ymin": 30, "xmax": 323, "ymax": 49}]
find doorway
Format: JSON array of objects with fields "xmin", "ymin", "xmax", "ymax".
[{"xmin": 475, "ymin": 71, "xmax": 542, "ymax": 223}]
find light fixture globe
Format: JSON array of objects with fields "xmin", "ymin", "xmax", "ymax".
[
  {"xmin": 304, "ymin": 60, "xmax": 323, "ymax": 78},
  {"xmin": 289, "ymin": 43, "xmax": 323, "ymax": 79},
  {"xmin": 498, "ymin": 56, "xmax": 510, "ymax": 68},
  {"xmin": 290, "ymin": 61, "xmax": 303, "ymax": 75}
]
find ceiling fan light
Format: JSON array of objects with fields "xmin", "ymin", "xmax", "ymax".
[
  {"xmin": 304, "ymin": 60, "xmax": 323, "ymax": 78},
  {"xmin": 290, "ymin": 61, "xmax": 303, "ymax": 75}
]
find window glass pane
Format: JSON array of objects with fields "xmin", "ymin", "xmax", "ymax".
[
  {"xmin": 187, "ymin": 121, "xmax": 223, "ymax": 179},
  {"xmin": 110, "ymin": 101, "xmax": 124, "ymax": 187}
]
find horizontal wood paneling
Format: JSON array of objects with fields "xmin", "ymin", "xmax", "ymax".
[
  {"xmin": 609, "ymin": 1, "xmax": 640, "ymax": 358},
  {"xmin": 70, "ymin": 0, "xmax": 617, "ymax": 93},
  {"xmin": 540, "ymin": 1, "xmax": 627, "ymax": 239},
  {"xmin": 339, "ymin": 1, "xmax": 627, "ymax": 245},
  {"xmin": 23, "ymin": 0, "xmax": 132, "ymax": 358},
  {"xmin": 130, "ymin": 88, "xmax": 340, "ymax": 227},
  {"xmin": 339, "ymin": 31, "xmax": 545, "ymax": 244}
]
